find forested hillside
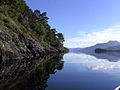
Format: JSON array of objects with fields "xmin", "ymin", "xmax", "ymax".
[{"xmin": 0, "ymin": 0, "xmax": 68, "ymax": 59}]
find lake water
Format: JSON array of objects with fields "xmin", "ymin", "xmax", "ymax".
[
  {"xmin": 1, "ymin": 52, "xmax": 120, "ymax": 90},
  {"xmin": 46, "ymin": 53, "xmax": 120, "ymax": 90}
]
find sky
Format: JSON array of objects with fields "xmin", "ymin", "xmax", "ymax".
[{"xmin": 25, "ymin": 0, "xmax": 120, "ymax": 48}]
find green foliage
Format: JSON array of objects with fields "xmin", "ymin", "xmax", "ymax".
[
  {"xmin": 34, "ymin": 9, "xmax": 41, "ymax": 18},
  {"xmin": 0, "ymin": 0, "xmax": 65, "ymax": 50},
  {"xmin": 56, "ymin": 33, "xmax": 64, "ymax": 44},
  {"xmin": 34, "ymin": 23, "xmax": 46, "ymax": 41},
  {"xmin": 45, "ymin": 28, "xmax": 57, "ymax": 46}
]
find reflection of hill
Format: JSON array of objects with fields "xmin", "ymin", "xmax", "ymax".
[
  {"xmin": 70, "ymin": 41, "xmax": 120, "ymax": 62},
  {"xmin": 81, "ymin": 51, "xmax": 120, "ymax": 62}
]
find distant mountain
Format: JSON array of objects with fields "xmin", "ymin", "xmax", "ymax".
[
  {"xmin": 80, "ymin": 41, "xmax": 120, "ymax": 53},
  {"xmin": 71, "ymin": 41, "xmax": 120, "ymax": 62},
  {"xmin": 69, "ymin": 48, "xmax": 82, "ymax": 53},
  {"xmin": 69, "ymin": 41, "xmax": 120, "ymax": 62},
  {"xmin": 106, "ymin": 45, "xmax": 120, "ymax": 50}
]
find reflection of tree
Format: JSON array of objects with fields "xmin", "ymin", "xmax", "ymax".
[
  {"xmin": 95, "ymin": 48, "xmax": 107, "ymax": 53},
  {"xmin": 0, "ymin": 54, "xmax": 64, "ymax": 90},
  {"xmin": 55, "ymin": 61, "xmax": 64, "ymax": 71}
]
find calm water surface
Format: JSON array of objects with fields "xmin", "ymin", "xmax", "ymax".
[{"xmin": 46, "ymin": 53, "xmax": 120, "ymax": 90}]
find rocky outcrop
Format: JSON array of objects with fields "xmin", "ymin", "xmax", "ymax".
[
  {"xmin": 0, "ymin": 27, "xmax": 65, "ymax": 89},
  {"xmin": 0, "ymin": 27, "xmax": 62, "ymax": 63}
]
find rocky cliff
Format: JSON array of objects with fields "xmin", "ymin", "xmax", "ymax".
[
  {"xmin": 0, "ymin": 0, "xmax": 67, "ymax": 61},
  {"xmin": 0, "ymin": 0, "xmax": 67, "ymax": 89},
  {"xmin": 0, "ymin": 25, "xmax": 60, "ymax": 61}
]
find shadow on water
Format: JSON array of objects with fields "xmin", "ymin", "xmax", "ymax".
[{"xmin": 0, "ymin": 54, "xmax": 64, "ymax": 90}]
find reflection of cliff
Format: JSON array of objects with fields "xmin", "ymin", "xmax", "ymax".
[
  {"xmin": 82, "ymin": 51, "xmax": 120, "ymax": 62},
  {"xmin": 0, "ymin": 54, "xmax": 64, "ymax": 90}
]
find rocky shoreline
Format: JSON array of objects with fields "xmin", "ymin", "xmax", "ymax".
[
  {"xmin": 0, "ymin": 1, "xmax": 68, "ymax": 89},
  {"xmin": 0, "ymin": 28, "xmax": 66, "ymax": 61},
  {"xmin": 0, "ymin": 27, "xmax": 67, "ymax": 90}
]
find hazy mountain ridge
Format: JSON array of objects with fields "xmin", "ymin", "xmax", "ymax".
[
  {"xmin": 69, "ymin": 41, "xmax": 120, "ymax": 62},
  {"xmin": 69, "ymin": 41, "xmax": 120, "ymax": 53},
  {"xmin": 69, "ymin": 48, "xmax": 82, "ymax": 53},
  {"xmin": 80, "ymin": 41, "xmax": 120, "ymax": 53},
  {"xmin": 106, "ymin": 45, "xmax": 120, "ymax": 50}
]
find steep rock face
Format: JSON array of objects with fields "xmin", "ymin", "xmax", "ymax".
[
  {"xmin": 0, "ymin": 14, "xmax": 64, "ymax": 90},
  {"xmin": 0, "ymin": 28, "xmax": 59, "ymax": 62},
  {"xmin": 0, "ymin": 0, "xmax": 67, "ymax": 61}
]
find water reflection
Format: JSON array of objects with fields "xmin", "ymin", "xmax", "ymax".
[
  {"xmin": 65, "ymin": 53, "xmax": 120, "ymax": 72},
  {"xmin": 0, "ymin": 54, "xmax": 64, "ymax": 90},
  {"xmin": 1, "ymin": 52, "xmax": 120, "ymax": 90},
  {"xmin": 46, "ymin": 53, "xmax": 120, "ymax": 90},
  {"xmin": 78, "ymin": 51, "xmax": 120, "ymax": 62}
]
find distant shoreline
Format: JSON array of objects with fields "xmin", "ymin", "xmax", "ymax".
[{"xmin": 95, "ymin": 48, "xmax": 120, "ymax": 53}]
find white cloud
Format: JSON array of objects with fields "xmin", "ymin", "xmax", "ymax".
[{"xmin": 65, "ymin": 25, "xmax": 120, "ymax": 48}]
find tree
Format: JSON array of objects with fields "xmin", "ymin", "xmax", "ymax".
[
  {"xmin": 56, "ymin": 33, "xmax": 64, "ymax": 44},
  {"xmin": 34, "ymin": 23, "xmax": 46, "ymax": 41},
  {"xmin": 34, "ymin": 9, "xmax": 41, "ymax": 18},
  {"xmin": 0, "ymin": 0, "xmax": 65, "ymax": 51},
  {"xmin": 51, "ymin": 28, "xmax": 57, "ymax": 34},
  {"xmin": 40, "ymin": 12, "xmax": 49, "ymax": 24},
  {"xmin": 0, "ymin": 0, "xmax": 16, "ymax": 5}
]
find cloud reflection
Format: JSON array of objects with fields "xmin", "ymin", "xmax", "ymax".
[{"xmin": 64, "ymin": 53, "xmax": 120, "ymax": 72}]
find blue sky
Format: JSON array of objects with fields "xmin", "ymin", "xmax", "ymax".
[{"xmin": 25, "ymin": 0, "xmax": 120, "ymax": 48}]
